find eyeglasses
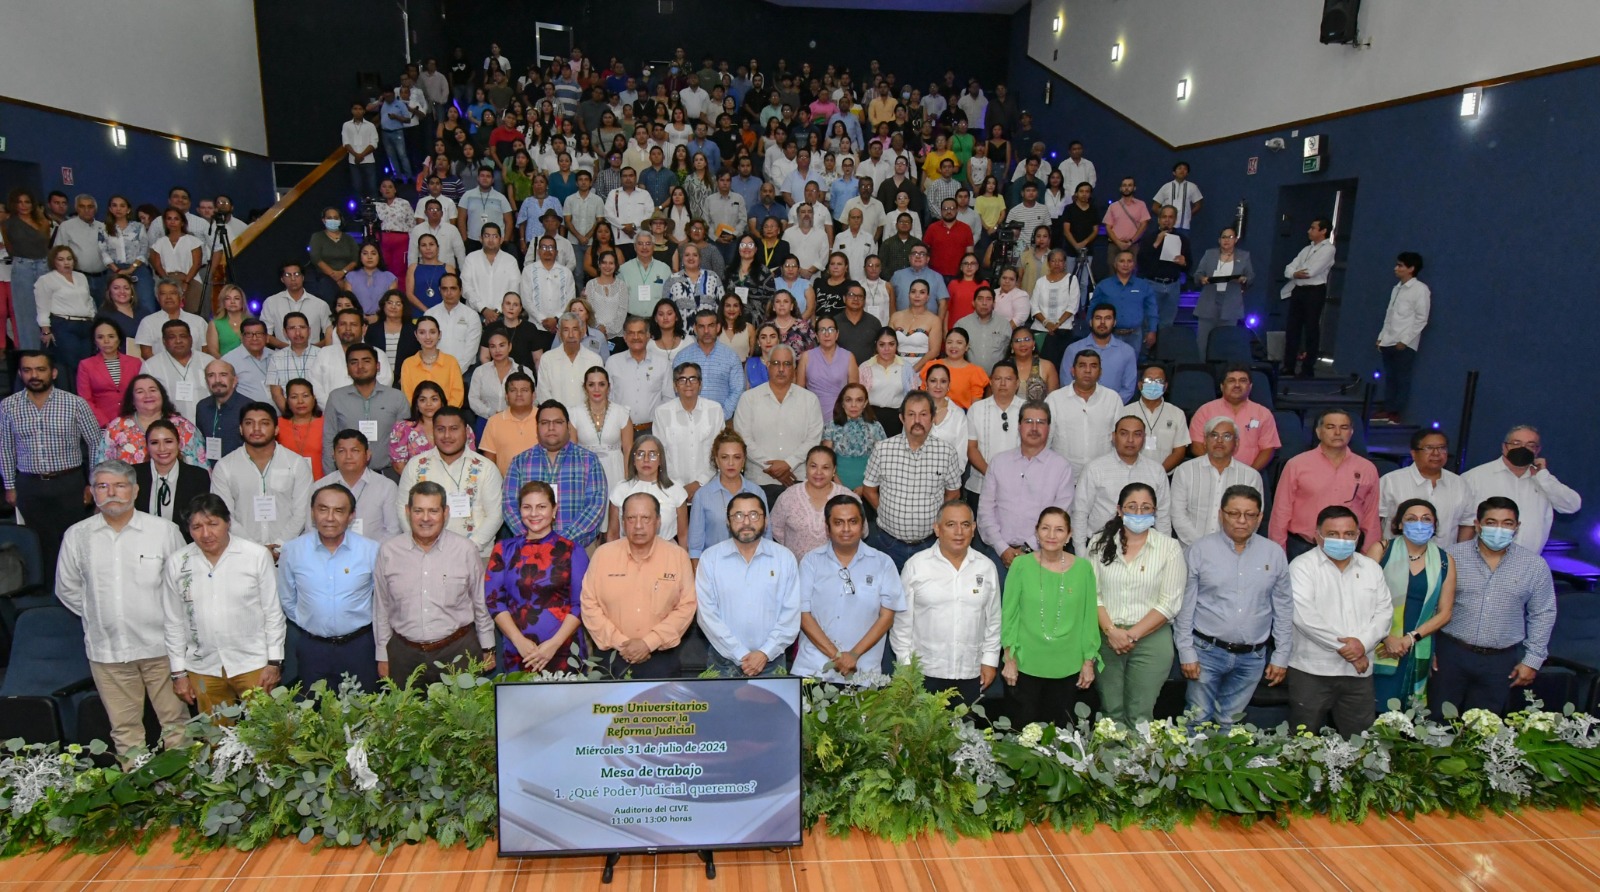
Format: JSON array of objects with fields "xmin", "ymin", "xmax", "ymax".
[
  {"xmin": 838, "ymin": 568, "xmax": 856, "ymax": 596},
  {"xmin": 1020, "ymin": 418, "xmax": 1049, "ymax": 426},
  {"xmin": 633, "ymin": 450, "xmax": 661, "ymax": 459},
  {"xmin": 769, "ymin": 360, "xmax": 795, "ymax": 368},
  {"xmin": 282, "ymin": 272, "xmax": 303, "ymax": 279},
  {"xmin": 730, "ymin": 510, "xmax": 764, "ymax": 522},
  {"xmin": 1000, "ymin": 410, "xmax": 1009, "ymax": 432},
  {"xmin": 675, "ymin": 375, "xmax": 701, "ymax": 383},
  {"xmin": 1415, "ymin": 445, "xmax": 1448, "ymax": 453},
  {"xmin": 1012, "ymin": 336, "xmax": 1034, "ymax": 344},
  {"xmin": 817, "ymin": 327, "xmax": 837, "ymax": 335},
  {"xmin": 1206, "ymin": 431, "xmax": 1237, "ymax": 441},
  {"xmin": 1221, "ymin": 510, "xmax": 1261, "ymax": 521}
]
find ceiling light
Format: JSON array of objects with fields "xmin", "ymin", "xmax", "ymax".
[
  {"xmin": 1176, "ymin": 79, "xmax": 1189, "ymax": 101},
  {"xmin": 224, "ymin": 150, "xmax": 238, "ymax": 168},
  {"xmin": 174, "ymin": 141, "xmax": 189, "ymax": 160},
  {"xmin": 1111, "ymin": 43, "xmax": 1123, "ymax": 62},
  {"xmin": 109, "ymin": 125, "xmax": 127, "ymax": 148},
  {"xmin": 1460, "ymin": 86, "xmax": 1482, "ymax": 118},
  {"xmin": 1052, "ymin": 14, "xmax": 1061, "ymax": 32}
]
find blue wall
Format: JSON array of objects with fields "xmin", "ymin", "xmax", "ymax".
[
  {"xmin": 1008, "ymin": 12, "xmax": 1596, "ymax": 556},
  {"xmin": 0, "ymin": 100, "xmax": 276, "ymax": 218}
]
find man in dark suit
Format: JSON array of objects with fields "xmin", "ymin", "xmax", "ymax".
[{"xmin": 134, "ymin": 418, "xmax": 211, "ymax": 541}]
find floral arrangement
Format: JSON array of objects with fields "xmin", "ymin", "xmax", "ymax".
[{"xmin": 2, "ymin": 663, "xmax": 1599, "ymax": 857}]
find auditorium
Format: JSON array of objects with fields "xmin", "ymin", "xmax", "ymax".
[{"xmin": 0, "ymin": 0, "xmax": 1596, "ymax": 887}]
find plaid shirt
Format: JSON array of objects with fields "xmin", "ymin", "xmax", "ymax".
[
  {"xmin": 502, "ymin": 441, "xmax": 607, "ymax": 546},
  {"xmin": 0, "ymin": 387, "xmax": 101, "ymax": 486},
  {"xmin": 862, "ymin": 434, "xmax": 962, "ymax": 542},
  {"xmin": 1443, "ymin": 541, "xmax": 1558, "ymax": 669}
]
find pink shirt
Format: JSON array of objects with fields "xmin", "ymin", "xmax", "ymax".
[
  {"xmin": 994, "ymin": 288, "xmax": 1032, "ymax": 327},
  {"xmin": 1187, "ymin": 398, "xmax": 1281, "ymax": 466},
  {"xmin": 1268, "ymin": 448, "xmax": 1381, "ymax": 548},
  {"xmin": 1101, "ymin": 198, "xmax": 1151, "ymax": 242}
]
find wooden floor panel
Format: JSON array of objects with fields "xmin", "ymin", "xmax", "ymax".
[{"xmin": 11, "ymin": 808, "xmax": 1600, "ymax": 891}]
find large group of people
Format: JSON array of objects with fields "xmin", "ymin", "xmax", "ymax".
[{"xmin": 2, "ymin": 42, "xmax": 1587, "ymax": 762}]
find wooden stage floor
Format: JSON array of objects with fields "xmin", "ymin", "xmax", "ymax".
[{"xmin": 7, "ymin": 807, "xmax": 1600, "ymax": 890}]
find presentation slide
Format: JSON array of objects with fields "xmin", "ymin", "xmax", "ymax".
[{"xmin": 496, "ymin": 677, "xmax": 802, "ymax": 857}]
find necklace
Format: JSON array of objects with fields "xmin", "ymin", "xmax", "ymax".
[
  {"xmin": 1038, "ymin": 553, "xmax": 1070, "ymax": 641},
  {"xmin": 588, "ymin": 401, "xmax": 608, "ymax": 435}
]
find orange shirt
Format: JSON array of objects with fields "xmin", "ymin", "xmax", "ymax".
[
  {"xmin": 277, "ymin": 416, "xmax": 325, "ymax": 478},
  {"xmin": 922, "ymin": 360, "xmax": 990, "ymax": 409},
  {"xmin": 479, "ymin": 409, "xmax": 541, "ymax": 476},
  {"xmin": 399, "ymin": 353, "xmax": 465, "ymax": 407},
  {"xmin": 580, "ymin": 537, "xmax": 697, "ymax": 652}
]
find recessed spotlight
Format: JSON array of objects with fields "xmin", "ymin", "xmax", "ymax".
[{"xmin": 1176, "ymin": 79, "xmax": 1189, "ymax": 101}]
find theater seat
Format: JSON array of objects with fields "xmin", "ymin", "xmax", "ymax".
[{"xmin": 0, "ymin": 605, "xmax": 94, "ymax": 744}]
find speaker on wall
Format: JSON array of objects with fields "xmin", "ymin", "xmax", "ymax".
[{"xmin": 1320, "ymin": 0, "xmax": 1360, "ymax": 44}]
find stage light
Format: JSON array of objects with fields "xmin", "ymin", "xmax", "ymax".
[
  {"xmin": 1245, "ymin": 315, "xmax": 1259, "ymax": 328},
  {"xmin": 1372, "ymin": 369, "xmax": 1381, "ymax": 379},
  {"xmin": 109, "ymin": 125, "xmax": 127, "ymax": 148},
  {"xmin": 1176, "ymin": 79, "xmax": 1189, "ymax": 101},
  {"xmin": 1430, "ymin": 421, "xmax": 1441, "ymax": 430}
]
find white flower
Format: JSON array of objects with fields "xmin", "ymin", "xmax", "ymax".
[
  {"xmin": 1373, "ymin": 711, "xmax": 1416, "ymax": 738},
  {"xmin": 1519, "ymin": 711, "xmax": 1560, "ymax": 734},
  {"xmin": 1094, "ymin": 717, "xmax": 1127, "ymax": 742},
  {"xmin": 1461, "ymin": 709, "xmax": 1506, "ymax": 736},
  {"xmin": 1017, "ymin": 723, "xmax": 1045, "ymax": 747},
  {"xmin": 0, "ymin": 749, "xmax": 74, "ymax": 816},
  {"xmin": 208, "ymin": 725, "xmax": 258, "ymax": 784},
  {"xmin": 344, "ymin": 727, "xmax": 379, "ymax": 792}
]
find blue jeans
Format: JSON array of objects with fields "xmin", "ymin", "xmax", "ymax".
[
  {"xmin": 349, "ymin": 162, "xmax": 379, "ymax": 199},
  {"xmin": 1114, "ymin": 328, "xmax": 1144, "ymax": 358},
  {"xmin": 380, "ymin": 129, "xmax": 412, "ymax": 180},
  {"xmin": 706, "ymin": 652, "xmax": 788, "ymax": 678},
  {"xmin": 48, "ymin": 317, "xmax": 94, "ymax": 394},
  {"xmin": 1185, "ymin": 637, "xmax": 1267, "ymax": 728},
  {"xmin": 1151, "ymin": 280, "xmax": 1182, "ymax": 330},
  {"xmin": 10, "ymin": 257, "xmax": 46, "ymax": 349},
  {"xmin": 867, "ymin": 528, "xmax": 933, "ymax": 572}
]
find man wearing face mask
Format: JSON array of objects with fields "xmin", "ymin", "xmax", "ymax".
[
  {"xmin": 1286, "ymin": 505, "xmax": 1393, "ymax": 737},
  {"xmin": 1119, "ymin": 363, "xmax": 1188, "ymax": 472},
  {"xmin": 1071, "ymin": 416, "xmax": 1172, "ymax": 555},
  {"xmin": 1462, "ymin": 425, "xmax": 1581, "ymax": 556},
  {"xmin": 1435, "ymin": 497, "xmax": 1557, "ymax": 715}
]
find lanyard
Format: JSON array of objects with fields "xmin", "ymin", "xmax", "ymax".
[{"xmin": 257, "ymin": 450, "xmax": 275, "ymax": 493}]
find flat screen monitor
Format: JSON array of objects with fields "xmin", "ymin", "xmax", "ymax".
[{"xmin": 495, "ymin": 676, "xmax": 803, "ymax": 857}]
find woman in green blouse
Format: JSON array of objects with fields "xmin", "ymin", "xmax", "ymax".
[{"xmin": 1001, "ymin": 507, "xmax": 1100, "ymax": 727}]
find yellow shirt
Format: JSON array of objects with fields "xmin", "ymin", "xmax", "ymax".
[
  {"xmin": 580, "ymin": 537, "xmax": 697, "ymax": 652},
  {"xmin": 975, "ymin": 195, "xmax": 1006, "ymax": 230},
  {"xmin": 923, "ymin": 150, "xmax": 958, "ymax": 183},
  {"xmin": 399, "ymin": 352, "xmax": 465, "ymax": 407}
]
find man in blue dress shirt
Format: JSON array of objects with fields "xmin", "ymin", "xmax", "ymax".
[
  {"xmin": 1175, "ymin": 484, "xmax": 1293, "ymax": 728},
  {"xmin": 1091, "ymin": 249, "xmax": 1159, "ymax": 357},
  {"xmin": 793, "ymin": 495, "xmax": 906, "ymax": 683},
  {"xmin": 695, "ymin": 493, "xmax": 801, "ymax": 677},
  {"xmin": 1061, "ymin": 305, "xmax": 1138, "ymax": 403},
  {"xmin": 1436, "ymin": 496, "xmax": 1558, "ymax": 715},
  {"xmin": 278, "ymin": 483, "xmax": 381, "ymax": 691}
]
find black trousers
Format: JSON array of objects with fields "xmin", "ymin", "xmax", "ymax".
[
  {"xmin": 1285, "ymin": 535, "xmax": 1316, "ymax": 561},
  {"xmin": 1431, "ymin": 634, "xmax": 1519, "ymax": 716},
  {"xmin": 296, "ymin": 626, "xmax": 379, "ymax": 694},
  {"xmin": 17, "ymin": 469, "xmax": 88, "ymax": 583},
  {"xmin": 1008, "ymin": 671, "xmax": 1085, "ymax": 728},
  {"xmin": 601, "ymin": 646, "xmax": 681, "ymax": 680},
  {"xmin": 924, "ymin": 674, "xmax": 983, "ymax": 708},
  {"xmin": 1288, "ymin": 667, "xmax": 1374, "ymax": 737},
  {"xmin": 1283, "ymin": 284, "xmax": 1328, "ymax": 377},
  {"xmin": 385, "ymin": 628, "xmax": 479, "ymax": 688}
]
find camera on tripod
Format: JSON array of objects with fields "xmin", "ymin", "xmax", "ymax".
[
  {"xmin": 996, "ymin": 221, "xmax": 1023, "ymax": 246},
  {"xmin": 357, "ymin": 196, "xmax": 381, "ymax": 242}
]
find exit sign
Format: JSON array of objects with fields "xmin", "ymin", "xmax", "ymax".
[{"xmin": 1302, "ymin": 156, "xmax": 1322, "ymax": 174}]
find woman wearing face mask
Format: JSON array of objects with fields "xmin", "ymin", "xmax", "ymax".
[
  {"xmin": 1090, "ymin": 482, "xmax": 1186, "ymax": 727},
  {"xmin": 308, "ymin": 207, "xmax": 360, "ymax": 300},
  {"xmin": 1364, "ymin": 498, "xmax": 1456, "ymax": 712}
]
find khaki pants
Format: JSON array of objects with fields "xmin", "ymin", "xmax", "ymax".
[
  {"xmin": 191, "ymin": 667, "xmax": 268, "ymax": 721},
  {"xmin": 89, "ymin": 658, "xmax": 191, "ymax": 755}
]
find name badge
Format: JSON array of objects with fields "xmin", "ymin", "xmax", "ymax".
[
  {"xmin": 205, "ymin": 437, "xmax": 224, "ymax": 460},
  {"xmin": 125, "ymin": 337, "xmax": 138, "ymax": 356},
  {"xmin": 358, "ymin": 419, "xmax": 380, "ymax": 440},
  {"xmin": 636, "ymin": 285, "xmax": 652, "ymax": 304},
  {"xmin": 175, "ymin": 382, "xmax": 195, "ymax": 402},
  {"xmin": 253, "ymin": 495, "xmax": 277, "ymax": 523},
  {"xmin": 350, "ymin": 518, "xmax": 364, "ymax": 536},
  {"xmin": 448, "ymin": 492, "xmax": 472, "ymax": 518}
]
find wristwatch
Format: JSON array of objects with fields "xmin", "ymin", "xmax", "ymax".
[{"xmin": 268, "ymin": 660, "xmax": 284, "ymax": 668}]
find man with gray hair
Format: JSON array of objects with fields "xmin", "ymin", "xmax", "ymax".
[
  {"xmin": 534, "ymin": 313, "xmax": 603, "ymax": 407},
  {"xmin": 733, "ymin": 343, "xmax": 823, "ymax": 504},
  {"xmin": 1463, "ymin": 424, "xmax": 1582, "ymax": 555},
  {"xmin": 581, "ymin": 491, "xmax": 698, "ymax": 678},
  {"xmin": 52, "ymin": 194, "xmax": 108, "ymax": 298},
  {"xmin": 56, "ymin": 460, "xmax": 189, "ymax": 756},
  {"xmin": 618, "ymin": 229, "xmax": 671, "ymax": 318},
  {"xmin": 1170, "ymin": 416, "xmax": 1265, "ymax": 548}
]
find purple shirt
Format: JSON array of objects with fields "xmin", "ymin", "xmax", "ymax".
[
  {"xmin": 346, "ymin": 269, "xmax": 398, "ymax": 315},
  {"xmin": 977, "ymin": 447, "xmax": 1076, "ymax": 551}
]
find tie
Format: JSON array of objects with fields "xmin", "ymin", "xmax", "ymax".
[{"xmin": 157, "ymin": 476, "xmax": 172, "ymax": 515}]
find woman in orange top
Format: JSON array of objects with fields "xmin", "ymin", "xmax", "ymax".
[
  {"xmin": 398, "ymin": 316, "xmax": 465, "ymax": 405},
  {"xmin": 921, "ymin": 327, "xmax": 990, "ymax": 409},
  {"xmin": 276, "ymin": 378, "xmax": 325, "ymax": 478}
]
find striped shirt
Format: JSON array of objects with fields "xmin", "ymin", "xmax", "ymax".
[
  {"xmin": 1088, "ymin": 529, "xmax": 1186, "ymax": 626},
  {"xmin": 1169, "ymin": 456, "xmax": 1265, "ymax": 547},
  {"xmin": 1442, "ymin": 541, "xmax": 1557, "ymax": 670},
  {"xmin": 268, "ymin": 346, "xmax": 321, "ymax": 389},
  {"xmin": 501, "ymin": 441, "xmax": 608, "ymax": 546},
  {"xmin": 0, "ymin": 387, "xmax": 102, "ymax": 483}
]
